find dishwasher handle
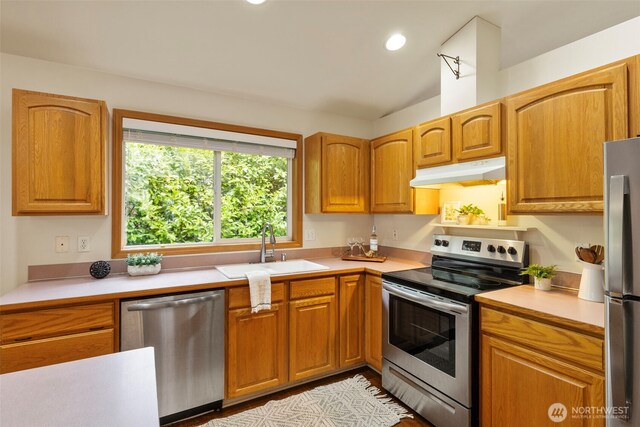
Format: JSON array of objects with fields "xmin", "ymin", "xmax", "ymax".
[{"xmin": 127, "ymin": 294, "xmax": 220, "ymax": 312}]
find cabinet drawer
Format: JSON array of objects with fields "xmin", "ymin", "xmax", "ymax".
[
  {"xmin": 228, "ymin": 283, "xmax": 286, "ymax": 309},
  {"xmin": 290, "ymin": 277, "xmax": 336, "ymax": 300},
  {"xmin": 0, "ymin": 329, "xmax": 115, "ymax": 373},
  {"xmin": 0, "ymin": 302, "xmax": 115, "ymax": 343},
  {"xmin": 480, "ymin": 307, "xmax": 603, "ymax": 372}
]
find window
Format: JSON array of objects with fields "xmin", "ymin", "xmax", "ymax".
[{"xmin": 112, "ymin": 110, "xmax": 302, "ymax": 257}]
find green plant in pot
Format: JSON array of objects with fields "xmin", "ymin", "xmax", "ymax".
[
  {"xmin": 456, "ymin": 204, "xmax": 484, "ymax": 225},
  {"xmin": 520, "ymin": 264, "xmax": 557, "ymax": 291},
  {"xmin": 126, "ymin": 252, "xmax": 163, "ymax": 276}
]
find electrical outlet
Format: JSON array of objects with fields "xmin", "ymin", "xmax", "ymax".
[
  {"xmin": 304, "ymin": 229, "xmax": 316, "ymax": 241},
  {"xmin": 392, "ymin": 229, "xmax": 398, "ymax": 240},
  {"xmin": 55, "ymin": 236, "xmax": 70, "ymax": 253},
  {"xmin": 78, "ymin": 236, "xmax": 90, "ymax": 252}
]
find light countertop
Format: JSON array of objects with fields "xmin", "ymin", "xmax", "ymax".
[
  {"xmin": 476, "ymin": 285, "xmax": 605, "ymax": 335},
  {"xmin": 0, "ymin": 347, "xmax": 159, "ymax": 427},
  {"xmin": 0, "ymin": 257, "xmax": 425, "ymax": 309}
]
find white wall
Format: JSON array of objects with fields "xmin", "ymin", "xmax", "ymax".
[
  {"xmin": 0, "ymin": 53, "xmax": 373, "ymax": 295},
  {"xmin": 373, "ymin": 96, "xmax": 441, "ymax": 137},
  {"xmin": 374, "ymin": 16, "xmax": 640, "ymax": 274},
  {"xmin": 440, "ymin": 17, "xmax": 501, "ymax": 115}
]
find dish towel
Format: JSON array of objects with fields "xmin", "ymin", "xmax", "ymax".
[{"xmin": 246, "ymin": 270, "xmax": 272, "ymax": 313}]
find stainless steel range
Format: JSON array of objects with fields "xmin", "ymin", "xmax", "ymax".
[{"xmin": 381, "ymin": 234, "xmax": 529, "ymax": 427}]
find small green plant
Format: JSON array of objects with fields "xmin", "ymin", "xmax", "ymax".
[
  {"xmin": 520, "ymin": 264, "xmax": 557, "ymax": 279},
  {"xmin": 126, "ymin": 252, "xmax": 163, "ymax": 267},
  {"xmin": 457, "ymin": 204, "xmax": 485, "ymax": 216}
]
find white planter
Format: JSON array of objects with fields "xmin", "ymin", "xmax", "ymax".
[
  {"xmin": 127, "ymin": 264, "xmax": 161, "ymax": 276},
  {"xmin": 534, "ymin": 277, "xmax": 552, "ymax": 291},
  {"xmin": 457, "ymin": 214, "xmax": 472, "ymax": 225}
]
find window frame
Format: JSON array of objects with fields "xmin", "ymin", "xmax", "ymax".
[{"xmin": 112, "ymin": 109, "xmax": 303, "ymax": 258}]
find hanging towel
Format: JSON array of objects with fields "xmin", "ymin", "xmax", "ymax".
[{"xmin": 246, "ymin": 270, "xmax": 272, "ymax": 313}]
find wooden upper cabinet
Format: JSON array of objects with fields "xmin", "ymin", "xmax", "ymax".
[
  {"xmin": 414, "ymin": 117, "xmax": 452, "ymax": 168},
  {"xmin": 452, "ymin": 101, "xmax": 502, "ymax": 161},
  {"xmin": 371, "ymin": 129, "xmax": 414, "ymax": 213},
  {"xmin": 304, "ymin": 132, "xmax": 369, "ymax": 213},
  {"xmin": 12, "ymin": 89, "xmax": 107, "ymax": 215},
  {"xmin": 629, "ymin": 54, "xmax": 640, "ymax": 138},
  {"xmin": 507, "ymin": 62, "xmax": 629, "ymax": 213}
]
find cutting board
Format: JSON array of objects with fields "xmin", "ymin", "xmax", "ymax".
[{"xmin": 341, "ymin": 255, "xmax": 387, "ymax": 263}]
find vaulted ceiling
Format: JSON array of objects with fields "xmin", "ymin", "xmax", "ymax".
[{"xmin": 1, "ymin": 1, "xmax": 638, "ymax": 119}]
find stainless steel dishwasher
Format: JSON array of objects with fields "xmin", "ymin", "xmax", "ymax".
[{"xmin": 120, "ymin": 289, "xmax": 225, "ymax": 424}]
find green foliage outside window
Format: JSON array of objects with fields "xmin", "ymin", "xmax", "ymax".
[
  {"xmin": 125, "ymin": 142, "xmax": 288, "ymax": 246},
  {"xmin": 221, "ymin": 152, "xmax": 288, "ymax": 238}
]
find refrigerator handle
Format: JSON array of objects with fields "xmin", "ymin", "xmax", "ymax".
[
  {"xmin": 606, "ymin": 175, "xmax": 628, "ymax": 295},
  {"xmin": 608, "ymin": 299, "xmax": 631, "ymax": 420}
]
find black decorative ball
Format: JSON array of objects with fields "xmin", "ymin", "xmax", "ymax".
[{"xmin": 89, "ymin": 260, "xmax": 111, "ymax": 279}]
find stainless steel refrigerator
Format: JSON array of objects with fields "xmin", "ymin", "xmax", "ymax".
[{"xmin": 605, "ymin": 137, "xmax": 640, "ymax": 426}]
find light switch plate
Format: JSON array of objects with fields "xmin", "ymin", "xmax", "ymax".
[{"xmin": 55, "ymin": 236, "xmax": 70, "ymax": 253}]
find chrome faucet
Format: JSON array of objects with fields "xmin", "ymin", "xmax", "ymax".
[{"xmin": 260, "ymin": 222, "xmax": 276, "ymax": 263}]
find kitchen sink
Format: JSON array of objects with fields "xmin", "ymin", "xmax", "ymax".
[{"xmin": 216, "ymin": 259, "xmax": 330, "ymax": 279}]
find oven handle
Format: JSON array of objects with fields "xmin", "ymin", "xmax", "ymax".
[{"xmin": 382, "ymin": 281, "xmax": 469, "ymax": 315}]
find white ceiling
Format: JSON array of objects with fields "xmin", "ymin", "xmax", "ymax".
[{"xmin": 1, "ymin": 1, "xmax": 639, "ymax": 120}]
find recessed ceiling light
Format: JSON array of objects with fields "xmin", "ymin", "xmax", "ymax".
[
  {"xmin": 246, "ymin": 0, "xmax": 266, "ymax": 4},
  {"xmin": 385, "ymin": 33, "xmax": 406, "ymax": 51}
]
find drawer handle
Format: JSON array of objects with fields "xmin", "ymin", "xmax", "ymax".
[
  {"xmin": 89, "ymin": 327, "xmax": 104, "ymax": 331},
  {"xmin": 14, "ymin": 337, "xmax": 33, "ymax": 342}
]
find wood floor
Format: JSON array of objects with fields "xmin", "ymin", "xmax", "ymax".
[{"xmin": 167, "ymin": 367, "xmax": 434, "ymax": 427}]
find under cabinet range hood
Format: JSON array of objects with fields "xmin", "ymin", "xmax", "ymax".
[{"xmin": 410, "ymin": 156, "xmax": 506, "ymax": 187}]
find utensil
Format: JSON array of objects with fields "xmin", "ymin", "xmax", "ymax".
[
  {"xmin": 590, "ymin": 245, "xmax": 605, "ymax": 264},
  {"xmin": 578, "ymin": 247, "xmax": 597, "ymax": 264}
]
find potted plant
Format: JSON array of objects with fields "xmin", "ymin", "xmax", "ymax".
[
  {"xmin": 520, "ymin": 264, "xmax": 557, "ymax": 291},
  {"xmin": 456, "ymin": 204, "xmax": 485, "ymax": 225},
  {"xmin": 126, "ymin": 252, "xmax": 163, "ymax": 276}
]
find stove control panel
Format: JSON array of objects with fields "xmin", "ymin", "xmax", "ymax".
[{"xmin": 431, "ymin": 234, "xmax": 527, "ymax": 267}]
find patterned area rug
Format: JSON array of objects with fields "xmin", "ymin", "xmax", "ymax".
[{"xmin": 202, "ymin": 374, "xmax": 412, "ymax": 427}]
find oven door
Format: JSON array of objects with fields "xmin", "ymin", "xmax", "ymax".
[{"xmin": 382, "ymin": 280, "xmax": 471, "ymax": 406}]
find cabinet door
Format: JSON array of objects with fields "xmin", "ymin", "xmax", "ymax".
[
  {"xmin": 339, "ymin": 274, "xmax": 364, "ymax": 367},
  {"xmin": 12, "ymin": 89, "xmax": 107, "ymax": 215},
  {"xmin": 364, "ymin": 275, "xmax": 382, "ymax": 371},
  {"xmin": 289, "ymin": 295, "xmax": 337, "ymax": 381},
  {"xmin": 453, "ymin": 101, "xmax": 502, "ymax": 161},
  {"xmin": 371, "ymin": 129, "xmax": 414, "ymax": 213},
  {"xmin": 304, "ymin": 132, "xmax": 369, "ymax": 214},
  {"xmin": 507, "ymin": 62, "xmax": 628, "ymax": 213},
  {"xmin": 322, "ymin": 134, "xmax": 369, "ymax": 213},
  {"xmin": 227, "ymin": 303, "xmax": 287, "ymax": 399},
  {"xmin": 481, "ymin": 334, "xmax": 605, "ymax": 427},
  {"xmin": 414, "ymin": 117, "xmax": 452, "ymax": 168}
]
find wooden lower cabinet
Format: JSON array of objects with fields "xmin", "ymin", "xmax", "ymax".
[
  {"xmin": 289, "ymin": 277, "xmax": 338, "ymax": 382},
  {"xmin": 0, "ymin": 329, "xmax": 114, "ymax": 373},
  {"xmin": 339, "ymin": 274, "xmax": 364, "ymax": 367},
  {"xmin": 226, "ymin": 283, "xmax": 287, "ymax": 399},
  {"xmin": 226, "ymin": 303, "xmax": 288, "ymax": 399},
  {"xmin": 480, "ymin": 305, "xmax": 605, "ymax": 427},
  {"xmin": 0, "ymin": 301, "xmax": 117, "ymax": 374},
  {"xmin": 364, "ymin": 275, "xmax": 383, "ymax": 371}
]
